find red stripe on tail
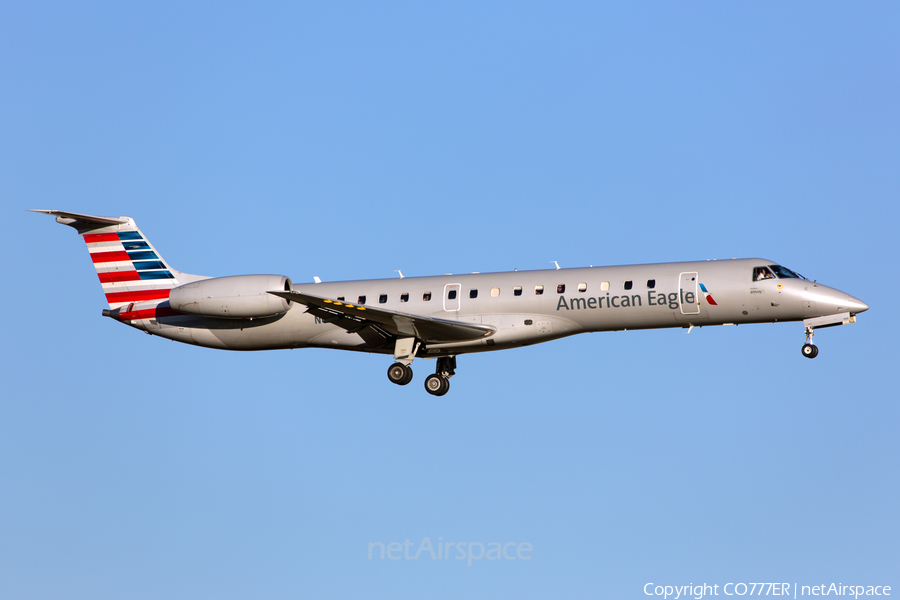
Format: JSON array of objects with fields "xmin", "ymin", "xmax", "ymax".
[
  {"xmin": 106, "ymin": 289, "xmax": 171, "ymax": 303},
  {"xmin": 91, "ymin": 250, "xmax": 131, "ymax": 263},
  {"xmin": 98, "ymin": 271, "xmax": 141, "ymax": 283},
  {"xmin": 83, "ymin": 233, "xmax": 121, "ymax": 243}
]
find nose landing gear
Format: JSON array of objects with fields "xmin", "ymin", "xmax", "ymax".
[
  {"xmin": 799, "ymin": 312, "xmax": 860, "ymax": 360},
  {"xmin": 801, "ymin": 326, "xmax": 818, "ymax": 359}
]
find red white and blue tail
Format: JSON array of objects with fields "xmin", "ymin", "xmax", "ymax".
[{"xmin": 32, "ymin": 210, "xmax": 183, "ymax": 309}]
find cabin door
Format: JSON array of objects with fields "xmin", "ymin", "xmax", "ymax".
[{"xmin": 678, "ymin": 271, "xmax": 700, "ymax": 315}]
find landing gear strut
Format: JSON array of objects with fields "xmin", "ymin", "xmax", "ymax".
[
  {"xmin": 387, "ymin": 337, "xmax": 420, "ymax": 385},
  {"xmin": 424, "ymin": 356, "xmax": 456, "ymax": 397},
  {"xmin": 801, "ymin": 326, "xmax": 819, "ymax": 359}
]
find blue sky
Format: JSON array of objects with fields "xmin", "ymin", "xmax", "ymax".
[{"xmin": 2, "ymin": 2, "xmax": 898, "ymax": 598}]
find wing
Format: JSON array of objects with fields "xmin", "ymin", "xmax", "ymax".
[{"xmin": 268, "ymin": 290, "xmax": 495, "ymax": 348}]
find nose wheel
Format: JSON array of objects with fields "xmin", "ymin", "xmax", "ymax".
[{"xmin": 801, "ymin": 326, "xmax": 819, "ymax": 359}]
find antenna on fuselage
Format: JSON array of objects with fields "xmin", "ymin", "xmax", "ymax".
[
  {"xmin": 313, "ymin": 276, "xmax": 322, "ymax": 284},
  {"xmin": 395, "ymin": 270, "xmax": 404, "ymax": 279},
  {"xmin": 551, "ymin": 261, "xmax": 561, "ymax": 270}
]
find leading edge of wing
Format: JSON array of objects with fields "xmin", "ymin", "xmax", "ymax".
[{"xmin": 268, "ymin": 290, "xmax": 496, "ymax": 343}]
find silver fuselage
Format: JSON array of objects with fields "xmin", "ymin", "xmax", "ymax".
[{"xmin": 128, "ymin": 258, "xmax": 868, "ymax": 357}]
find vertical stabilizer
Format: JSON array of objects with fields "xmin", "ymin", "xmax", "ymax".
[{"xmin": 31, "ymin": 210, "xmax": 184, "ymax": 309}]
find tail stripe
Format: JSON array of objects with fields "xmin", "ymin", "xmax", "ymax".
[
  {"xmin": 122, "ymin": 241, "xmax": 150, "ymax": 250},
  {"xmin": 126, "ymin": 251, "xmax": 159, "ymax": 261},
  {"xmin": 139, "ymin": 271, "xmax": 175, "ymax": 280},
  {"xmin": 91, "ymin": 250, "xmax": 132, "ymax": 263},
  {"xmin": 84, "ymin": 233, "xmax": 121, "ymax": 243},
  {"xmin": 98, "ymin": 271, "xmax": 142, "ymax": 283},
  {"xmin": 106, "ymin": 289, "xmax": 172, "ymax": 303},
  {"xmin": 95, "ymin": 262, "xmax": 138, "ymax": 273},
  {"xmin": 97, "ymin": 270, "xmax": 174, "ymax": 283},
  {"xmin": 133, "ymin": 260, "xmax": 167, "ymax": 271}
]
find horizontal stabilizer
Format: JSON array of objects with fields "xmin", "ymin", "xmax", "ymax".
[
  {"xmin": 269, "ymin": 290, "xmax": 496, "ymax": 344},
  {"xmin": 29, "ymin": 209, "xmax": 128, "ymax": 225}
]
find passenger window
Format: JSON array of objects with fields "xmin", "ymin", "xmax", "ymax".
[
  {"xmin": 358, "ymin": 295, "xmax": 366, "ymax": 304},
  {"xmin": 400, "ymin": 293, "xmax": 409, "ymax": 302},
  {"xmin": 647, "ymin": 279, "xmax": 655, "ymax": 289},
  {"xmin": 379, "ymin": 294, "xmax": 387, "ymax": 304},
  {"xmin": 337, "ymin": 297, "xmax": 345, "ymax": 301},
  {"xmin": 535, "ymin": 285, "xmax": 544, "ymax": 295},
  {"xmin": 557, "ymin": 284, "xmax": 565, "ymax": 293},
  {"xmin": 754, "ymin": 266, "xmax": 775, "ymax": 282},
  {"xmin": 624, "ymin": 280, "xmax": 633, "ymax": 290},
  {"xmin": 448, "ymin": 290, "xmax": 457, "ymax": 300},
  {"xmin": 601, "ymin": 281, "xmax": 609, "ymax": 291},
  {"xmin": 577, "ymin": 283, "xmax": 587, "ymax": 292},
  {"xmin": 514, "ymin": 286, "xmax": 522, "ymax": 296},
  {"xmin": 469, "ymin": 289, "xmax": 478, "ymax": 299},
  {"xmin": 491, "ymin": 287, "xmax": 500, "ymax": 297},
  {"xmin": 423, "ymin": 292, "xmax": 432, "ymax": 301}
]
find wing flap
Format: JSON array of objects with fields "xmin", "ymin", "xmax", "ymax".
[{"xmin": 269, "ymin": 290, "xmax": 495, "ymax": 343}]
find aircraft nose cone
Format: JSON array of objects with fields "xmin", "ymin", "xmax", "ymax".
[{"xmin": 849, "ymin": 297, "xmax": 869, "ymax": 313}]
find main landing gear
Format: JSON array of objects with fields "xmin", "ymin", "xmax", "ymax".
[
  {"xmin": 423, "ymin": 356, "xmax": 456, "ymax": 397},
  {"xmin": 801, "ymin": 326, "xmax": 819, "ymax": 359},
  {"xmin": 387, "ymin": 336, "xmax": 419, "ymax": 386},
  {"xmin": 386, "ymin": 343, "xmax": 456, "ymax": 396},
  {"xmin": 387, "ymin": 362, "xmax": 414, "ymax": 385}
]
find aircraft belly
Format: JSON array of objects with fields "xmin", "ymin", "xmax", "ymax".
[{"xmin": 307, "ymin": 328, "xmax": 368, "ymax": 350}]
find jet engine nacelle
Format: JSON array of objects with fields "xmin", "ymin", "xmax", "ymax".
[{"xmin": 169, "ymin": 274, "xmax": 293, "ymax": 319}]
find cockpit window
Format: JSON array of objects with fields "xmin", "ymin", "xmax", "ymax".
[
  {"xmin": 753, "ymin": 266, "xmax": 775, "ymax": 282},
  {"xmin": 768, "ymin": 264, "xmax": 805, "ymax": 280}
]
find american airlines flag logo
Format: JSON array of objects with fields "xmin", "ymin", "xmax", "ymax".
[
  {"xmin": 83, "ymin": 230, "xmax": 178, "ymax": 308},
  {"xmin": 699, "ymin": 283, "xmax": 718, "ymax": 306}
]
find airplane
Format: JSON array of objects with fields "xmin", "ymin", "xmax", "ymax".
[{"xmin": 33, "ymin": 210, "xmax": 869, "ymax": 396}]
